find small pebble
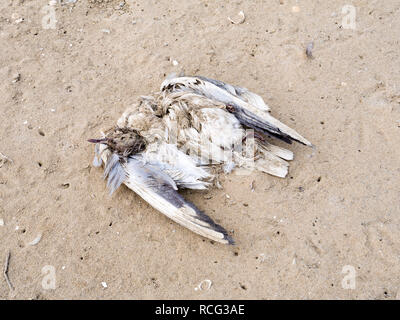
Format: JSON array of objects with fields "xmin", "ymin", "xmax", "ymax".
[
  {"xmin": 28, "ymin": 234, "xmax": 42, "ymax": 246},
  {"xmin": 228, "ymin": 11, "xmax": 245, "ymax": 24},
  {"xmin": 101, "ymin": 282, "xmax": 108, "ymax": 288},
  {"xmin": 292, "ymin": 6, "xmax": 300, "ymax": 13},
  {"xmin": 101, "ymin": 29, "xmax": 111, "ymax": 34},
  {"xmin": 172, "ymin": 60, "xmax": 179, "ymax": 66},
  {"xmin": 12, "ymin": 73, "xmax": 21, "ymax": 83},
  {"xmin": 306, "ymin": 42, "xmax": 314, "ymax": 58},
  {"xmin": 0, "ymin": 218, "xmax": 4, "ymax": 226}
]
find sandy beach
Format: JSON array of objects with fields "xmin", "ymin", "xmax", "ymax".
[{"xmin": 0, "ymin": 0, "xmax": 399, "ymax": 299}]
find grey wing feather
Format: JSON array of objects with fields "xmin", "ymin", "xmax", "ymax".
[
  {"xmin": 196, "ymin": 75, "xmax": 270, "ymax": 111},
  {"xmin": 103, "ymin": 153, "xmax": 126, "ymax": 195},
  {"xmin": 161, "ymin": 76, "xmax": 312, "ymax": 146},
  {"xmin": 123, "ymin": 156, "xmax": 234, "ymax": 244}
]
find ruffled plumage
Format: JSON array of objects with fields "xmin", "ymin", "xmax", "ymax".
[{"xmin": 90, "ymin": 75, "xmax": 312, "ymax": 244}]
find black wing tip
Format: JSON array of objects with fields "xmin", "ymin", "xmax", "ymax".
[
  {"xmin": 259, "ymin": 129, "xmax": 316, "ymax": 147},
  {"xmin": 225, "ymin": 235, "xmax": 235, "ymax": 245},
  {"xmin": 210, "ymin": 231, "xmax": 234, "ymax": 245},
  {"xmin": 213, "ymin": 224, "xmax": 235, "ymax": 245},
  {"xmin": 207, "ymin": 221, "xmax": 235, "ymax": 245},
  {"xmin": 214, "ymin": 224, "xmax": 235, "ymax": 245},
  {"xmin": 185, "ymin": 202, "xmax": 235, "ymax": 245},
  {"xmin": 295, "ymin": 139, "xmax": 315, "ymax": 148}
]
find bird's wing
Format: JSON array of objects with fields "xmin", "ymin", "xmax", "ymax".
[
  {"xmin": 102, "ymin": 153, "xmax": 127, "ymax": 195},
  {"xmin": 122, "ymin": 156, "xmax": 234, "ymax": 244},
  {"xmin": 95, "ymin": 145, "xmax": 232, "ymax": 244},
  {"xmin": 196, "ymin": 75, "xmax": 271, "ymax": 112},
  {"xmin": 161, "ymin": 76, "xmax": 312, "ymax": 146},
  {"xmin": 141, "ymin": 142, "xmax": 212, "ymax": 190}
]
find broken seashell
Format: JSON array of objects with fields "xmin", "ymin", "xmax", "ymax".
[
  {"xmin": 228, "ymin": 11, "xmax": 245, "ymax": 25},
  {"xmin": 28, "ymin": 233, "xmax": 42, "ymax": 246},
  {"xmin": 195, "ymin": 279, "xmax": 212, "ymax": 291}
]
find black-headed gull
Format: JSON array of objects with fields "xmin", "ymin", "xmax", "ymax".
[{"xmin": 89, "ymin": 75, "xmax": 312, "ymax": 244}]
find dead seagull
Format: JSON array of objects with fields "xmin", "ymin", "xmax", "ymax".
[{"xmin": 89, "ymin": 75, "xmax": 312, "ymax": 244}]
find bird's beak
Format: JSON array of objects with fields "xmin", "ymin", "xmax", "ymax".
[{"xmin": 88, "ymin": 138, "xmax": 107, "ymax": 144}]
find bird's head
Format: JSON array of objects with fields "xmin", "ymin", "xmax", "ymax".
[{"xmin": 88, "ymin": 127, "xmax": 147, "ymax": 157}]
